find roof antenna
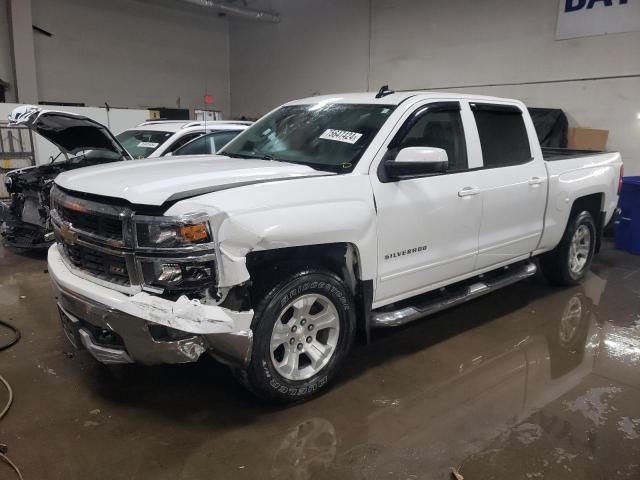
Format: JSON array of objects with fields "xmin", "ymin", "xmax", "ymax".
[{"xmin": 375, "ymin": 85, "xmax": 394, "ymax": 99}]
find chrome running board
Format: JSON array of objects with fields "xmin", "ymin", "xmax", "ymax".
[{"xmin": 371, "ymin": 262, "xmax": 537, "ymax": 328}]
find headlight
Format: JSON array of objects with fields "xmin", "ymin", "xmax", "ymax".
[
  {"xmin": 134, "ymin": 213, "xmax": 217, "ymax": 293},
  {"xmin": 139, "ymin": 258, "xmax": 217, "ymax": 292},
  {"xmin": 135, "ymin": 214, "xmax": 211, "ymax": 248}
]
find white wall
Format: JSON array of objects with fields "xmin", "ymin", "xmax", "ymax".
[
  {"xmin": 230, "ymin": 0, "xmax": 370, "ymax": 118},
  {"xmin": 230, "ymin": 0, "xmax": 640, "ymax": 173},
  {"xmin": 29, "ymin": 0, "xmax": 230, "ymax": 115}
]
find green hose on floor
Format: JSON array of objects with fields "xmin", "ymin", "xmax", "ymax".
[{"xmin": 0, "ymin": 319, "xmax": 23, "ymax": 480}]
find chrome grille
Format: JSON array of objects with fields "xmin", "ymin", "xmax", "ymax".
[
  {"xmin": 62, "ymin": 242, "xmax": 130, "ymax": 286},
  {"xmin": 49, "ymin": 185, "xmax": 218, "ymax": 295},
  {"xmin": 59, "ymin": 205, "xmax": 123, "ymax": 242},
  {"xmin": 51, "ymin": 186, "xmax": 136, "ymax": 291}
]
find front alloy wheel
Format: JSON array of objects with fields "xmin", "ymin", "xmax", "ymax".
[
  {"xmin": 234, "ymin": 269, "xmax": 356, "ymax": 403},
  {"xmin": 270, "ymin": 294, "xmax": 340, "ymax": 381}
]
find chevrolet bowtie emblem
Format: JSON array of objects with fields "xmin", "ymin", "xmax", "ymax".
[{"xmin": 59, "ymin": 222, "xmax": 78, "ymax": 245}]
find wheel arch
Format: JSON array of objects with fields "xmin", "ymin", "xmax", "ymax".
[{"xmin": 246, "ymin": 243, "xmax": 374, "ymax": 343}]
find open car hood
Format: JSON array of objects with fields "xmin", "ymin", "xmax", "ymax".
[{"xmin": 8, "ymin": 105, "xmax": 132, "ymax": 159}]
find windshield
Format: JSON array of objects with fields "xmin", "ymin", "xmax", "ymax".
[
  {"xmin": 220, "ymin": 103, "xmax": 395, "ymax": 173},
  {"xmin": 116, "ymin": 130, "xmax": 173, "ymax": 159}
]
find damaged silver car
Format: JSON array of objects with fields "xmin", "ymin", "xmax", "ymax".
[{"xmin": 0, "ymin": 106, "xmax": 131, "ymax": 248}]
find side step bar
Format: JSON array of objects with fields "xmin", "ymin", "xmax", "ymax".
[{"xmin": 371, "ymin": 262, "xmax": 537, "ymax": 328}]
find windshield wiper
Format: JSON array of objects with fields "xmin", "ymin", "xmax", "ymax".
[
  {"xmin": 224, "ymin": 152, "xmax": 279, "ymax": 161},
  {"xmin": 222, "ymin": 151, "xmax": 334, "ymax": 172}
]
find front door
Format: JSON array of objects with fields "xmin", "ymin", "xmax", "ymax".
[{"xmin": 371, "ymin": 101, "xmax": 483, "ymax": 306}]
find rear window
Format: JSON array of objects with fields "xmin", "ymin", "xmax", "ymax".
[
  {"xmin": 472, "ymin": 105, "xmax": 531, "ymax": 168},
  {"xmin": 116, "ymin": 130, "xmax": 172, "ymax": 159},
  {"xmin": 174, "ymin": 134, "xmax": 212, "ymax": 156}
]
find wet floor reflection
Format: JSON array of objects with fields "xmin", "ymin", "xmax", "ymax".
[{"xmin": 1, "ymin": 244, "xmax": 639, "ymax": 479}]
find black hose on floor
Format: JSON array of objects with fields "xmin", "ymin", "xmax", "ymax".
[
  {"xmin": 0, "ymin": 320, "xmax": 21, "ymax": 352},
  {"xmin": 0, "ymin": 319, "xmax": 24, "ymax": 480}
]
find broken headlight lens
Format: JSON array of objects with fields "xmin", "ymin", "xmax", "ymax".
[
  {"xmin": 139, "ymin": 259, "xmax": 217, "ymax": 292},
  {"xmin": 136, "ymin": 215, "xmax": 211, "ymax": 248}
]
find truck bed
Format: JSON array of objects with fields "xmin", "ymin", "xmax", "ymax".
[{"xmin": 542, "ymin": 147, "xmax": 606, "ymax": 161}]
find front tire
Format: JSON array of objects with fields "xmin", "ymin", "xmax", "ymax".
[
  {"xmin": 234, "ymin": 269, "xmax": 355, "ymax": 403},
  {"xmin": 540, "ymin": 210, "xmax": 596, "ymax": 285}
]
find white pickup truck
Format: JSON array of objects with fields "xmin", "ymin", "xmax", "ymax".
[{"xmin": 47, "ymin": 89, "xmax": 623, "ymax": 402}]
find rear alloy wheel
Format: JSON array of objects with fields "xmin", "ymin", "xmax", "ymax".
[
  {"xmin": 234, "ymin": 269, "xmax": 355, "ymax": 403},
  {"xmin": 540, "ymin": 210, "xmax": 596, "ymax": 285},
  {"xmin": 568, "ymin": 224, "xmax": 592, "ymax": 276}
]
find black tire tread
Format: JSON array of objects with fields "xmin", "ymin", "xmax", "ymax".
[{"xmin": 233, "ymin": 268, "xmax": 355, "ymax": 403}]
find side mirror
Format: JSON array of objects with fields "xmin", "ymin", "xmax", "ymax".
[{"xmin": 384, "ymin": 147, "xmax": 448, "ymax": 181}]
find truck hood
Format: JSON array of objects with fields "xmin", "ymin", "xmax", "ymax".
[
  {"xmin": 54, "ymin": 156, "xmax": 332, "ymax": 206},
  {"xmin": 8, "ymin": 105, "xmax": 131, "ymax": 159}
]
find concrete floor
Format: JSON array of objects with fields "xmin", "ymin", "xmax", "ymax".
[{"xmin": 1, "ymin": 242, "xmax": 639, "ymax": 480}]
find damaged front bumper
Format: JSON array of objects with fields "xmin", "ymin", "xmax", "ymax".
[{"xmin": 48, "ymin": 245, "xmax": 254, "ymax": 367}]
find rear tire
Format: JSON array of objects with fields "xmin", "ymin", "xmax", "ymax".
[
  {"xmin": 233, "ymin": 269, "xmax": 355, "ymax": 403},
  {"xmin": 540, "ymin": 210, "xmax": 596, "ymax": 285}
]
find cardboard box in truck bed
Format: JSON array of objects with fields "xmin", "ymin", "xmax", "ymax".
[{"xmin": 568, "ymin": 127, "xmax": 609, "ymax": 151}]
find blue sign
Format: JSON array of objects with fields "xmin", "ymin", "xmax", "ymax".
[{"xmin": 565, "ymin": 0, "xmax": 628, "ymax": 13}]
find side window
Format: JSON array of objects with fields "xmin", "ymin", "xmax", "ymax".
[
  {"xmin": 472, "ymin": 105, "xmax": 531, "ymax": 167},
  {"xmin": 394, "ymin": 105, "xmax": 468, "ymax": 172},
  {"xmin": 165, "ymin": 132, "xmax": 204, "ymax": 154},
  {"xmin": 212, "ymin": 131, "xmax": 241, "ymax": 152},
  {"xmin": 174, "ymin": 135, "xmax": 210, "ymax": 156}
]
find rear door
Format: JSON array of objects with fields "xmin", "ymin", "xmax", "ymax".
[
  {"xmin": 468, "ymin": 103, "xmax": 547, "ymax": 270},
  {"xmin": 371, "ymin": 101, "xmax": 483, "ymax": 305}
]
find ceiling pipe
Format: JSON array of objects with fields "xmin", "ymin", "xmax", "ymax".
[{"xmin": 181, "ymin": 0, "xmax": 280, "ymax": 22}]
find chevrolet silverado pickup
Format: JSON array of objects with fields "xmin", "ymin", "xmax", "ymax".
[{"xmin": 47, "ymin": 89, "xmax": 623, "ymax": 402}]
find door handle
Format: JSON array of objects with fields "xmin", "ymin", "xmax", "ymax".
[
  {"xmin": 528, "ymin": 176, "xmax": 545, "ymax": 186},
  {"xmin": 458, "ymin": 186, "xmax": 480, "ymax": 197}
]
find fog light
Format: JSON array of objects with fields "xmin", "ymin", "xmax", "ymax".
[
  {"xmin": 139, "ymin": 259, "xmax": 216, "ymax": 292},
  {"xmin": 184, "ymin": 265, "xmax": 211, "ymax": 281},
  {"xmin": 157, "ymin": 263, "xmax": 182, "ymax": 283}
]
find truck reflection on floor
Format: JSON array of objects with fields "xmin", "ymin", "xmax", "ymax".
[{"xmin": 268, "ymin": 272, "xmax": 608, "ymax": 480}]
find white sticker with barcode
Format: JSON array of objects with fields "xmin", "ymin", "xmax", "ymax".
[
  {"xmin": 137, "ymin": 141, "xmax": 159, "ymax": 148},
  {"xmin": 319, "ymin": 129, "xmax": 363, "ymax": 144}
]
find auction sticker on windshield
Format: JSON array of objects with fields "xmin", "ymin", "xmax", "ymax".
[
  {"xmin": 319, "ymin": 129, "xmax": 363, "ymax": 144},
  {"xmin": 137, "ymin": 142, "xmax": 160, "ymax": 148}
]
